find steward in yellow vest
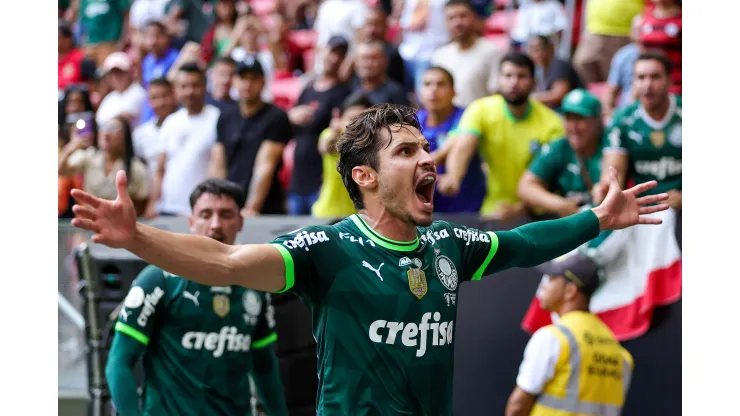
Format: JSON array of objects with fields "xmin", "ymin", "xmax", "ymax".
[{"xmin": 506, "ymin": 251, "xmax": 634, "ymax": 416}]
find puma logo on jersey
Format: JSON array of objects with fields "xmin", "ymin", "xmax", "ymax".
[
  {"xmin": 183, "ymin": 290, "xmax": 200, "ymax": 306},
  {"xmin": 369, "ymin": 312, "xmax": 454, "ymax": 358},
  {"xmin": 362, "ymin": 261, "xmax": 384, "ymax": 281}
]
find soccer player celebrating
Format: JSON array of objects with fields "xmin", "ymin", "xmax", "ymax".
[
  {"xmin": 73, "ymin": 104, "xmax": 668, "ymax": 415},
  {"xmin": 104, "ymin": 179, "xmax": 288, "ymax": 416}
]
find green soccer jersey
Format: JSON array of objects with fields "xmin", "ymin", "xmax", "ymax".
[
  {"xmin": 605, "ymin": 95, "xmax": 682, "ymax": 194},
  {"xmin": 269, "ymin": 215, "xmax": 501, "ymax": 415},
  {"xmin": 115, "ymin": 266, "xmax": 277, "ymax": 415},
  {"xmin": 80, "ymin": 0, "xmax": 130, "ymax": 45},
  {"xmin": 528, "ymin": 134, "xmax": 608, "ymax": 204}
]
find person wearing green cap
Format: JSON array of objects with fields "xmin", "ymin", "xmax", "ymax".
[{"xmin": 518, "ymin": 88, "xmax": 607, "ymax": 218}]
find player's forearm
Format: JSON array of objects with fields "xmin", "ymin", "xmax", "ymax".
[
  {"xmin": 251, "ymin": 348, "xmax": 289, "ymax": 416},
  {"xmin": 489, "ymin": 210, "xmax": 600, "ymax": 272},
  {"xmin": 106, "ymin": 336, "xmax": 144, "ymax": 416}
]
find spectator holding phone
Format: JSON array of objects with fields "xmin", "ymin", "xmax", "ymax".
[{"xmin": 58, "ymin": 115, "xmax": 150, "ymax": 216}]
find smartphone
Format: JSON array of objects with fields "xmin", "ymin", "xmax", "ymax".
[{"xmin": 67, "ymin": 112, "xmax": 94, "ymax": 139}]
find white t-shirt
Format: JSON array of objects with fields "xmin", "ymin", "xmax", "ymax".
[
  {"xmin": 515, "ymin": 327, "xmax": 562, "ymax": 395},
  {"xmin": 430, "ymin": 38, "xmax": 503, "ymax": 107},
  {"xmin": 230, "ymin": 49, "xmax": 274, "ymax": 103},
  {"xmin": 132, "ymin": 118, "xmax": 166, "ymax": 177},
  {"xmin": 511, "ymin": 0, "xmax": 569, "ymax": 44},
  {"xmin": 314, "ymin": 0, "xmax": 368, "ymax": 47},
  {"xmin": 129, "ymin": 0, "xmax": 169, "ymax": 30},
  {"xmin": 96, "ymin": 83, "xmax": 147, "ymax": 128},
  {"xmin": 158, "ymin": 105, "xmax": 221, "ymax": 215},
  {"xmin": 399, "ymin": 0, "xmax": 450, "ymax": 62}
]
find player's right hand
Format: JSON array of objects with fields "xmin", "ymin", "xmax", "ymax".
[{"xmin": 71, "ymin": 170, "xmax": 138, "ymax": 249}]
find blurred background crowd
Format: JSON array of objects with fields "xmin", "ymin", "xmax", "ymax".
[{"xmin": 58, "ymin": 0, "xmax": 682, "ymax": 222}]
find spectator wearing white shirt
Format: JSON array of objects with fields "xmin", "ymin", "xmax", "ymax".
[
  {"xmin": 431, "ymin": 0, "xmax": 502, "ymax": 107},
  {"xmin": 133, "ymin": 77, "xmax": 177, "ymax": 178},
  {"xmin": 224, "ymin": 14, "xmax": 275, "ymax": 103},
  {"xmin": 96, "ymin": 52, "xmax": 147, "ymax": 128},
  {"xmin": 312, "ymin": 0, "xmax": 368, "ymax": 75},
  {"xmin": 145, "ymin": 63, "xmax": 221, "ymax": 218},
  {"xmin": 398, "ymin": 0, "xmax": 450, "ymax": 95},
  {"xmin": 510, "ymin": 0, "xmax": 568, "ymax": 51}
]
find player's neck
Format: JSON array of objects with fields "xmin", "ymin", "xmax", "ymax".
[{"xmin": 358, "ymin": 209, "xmax": 418, "ymax": 242}]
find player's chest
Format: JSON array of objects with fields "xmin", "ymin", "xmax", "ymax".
[{"xmin": 167, "ymin": 285, "xmax": 261, "ymax": 330}]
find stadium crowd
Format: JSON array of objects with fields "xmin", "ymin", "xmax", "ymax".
[{"xmin": 58, "ymin": 0, "xmax": 682, "ymax": 222}]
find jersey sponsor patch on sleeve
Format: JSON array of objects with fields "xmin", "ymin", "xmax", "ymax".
[
  {"xmin": 281, "ymin": 229, "xmax": 330, "ymax": 251},
  {"xmin": 124, "ymin": 286, "xmax": 165, "ymax": 328}
]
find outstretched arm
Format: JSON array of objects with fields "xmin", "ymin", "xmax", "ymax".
[{"xmin": 71, "ymin": 171, "xmax": 288, "ymax": 292}]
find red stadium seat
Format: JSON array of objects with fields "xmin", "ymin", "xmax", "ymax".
[
  {"xmin": 289, "ymin": 30, "xmax": 318, "ymax": 51},
  {"xmin": 303, "ymin": 48, "xmax": 315, "ymax": 72},
  {"xmin": 271, "ymin": 77, "xmax": 304, "ymax": 111},
  {"xmin": 279, "ymin": 140, "xmax": 296, "ymax": 191},
  {"xmin": 484, "ymin": 33, "xmax": 510, "ymax": 53},
  {"xmin": 484, "ymin": 10, "xmax": 517, "ymax": 35}
]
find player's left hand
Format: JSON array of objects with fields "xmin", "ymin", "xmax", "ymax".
[{"xmin": 592, "ymin": 166, "xmax": 669, "ymax": 231}]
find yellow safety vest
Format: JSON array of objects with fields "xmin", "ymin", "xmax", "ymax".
[{"xmin": 530, "ymin": 311, "xmax": 634, "ymax": 416}]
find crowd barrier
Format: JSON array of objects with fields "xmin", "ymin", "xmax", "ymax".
[{"xmin": 58, "ymin": 213, "xmax": 681, "ymax": 416}]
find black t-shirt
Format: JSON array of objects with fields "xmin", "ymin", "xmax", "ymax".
[
  {"xmin": 383, "ymin": 43, "xmax": 406, "ymax": 88},
  {"xmin": 216, "ymin": 103, "xmax": 293, "ymax": 214},
  {"xmin": 351, "ymin": 78, "xmax": 409, "ymax": 106},
  {"xmin": 291, "ymin": 81, "xmax": 352, "ymax": 195},
  {"xmin": 206, "ymin": 93, "xmax": 238, "ymax": 115},
  {"xmin": 541, "ymin": 59, "xmax": 585, "ymax": 96}
]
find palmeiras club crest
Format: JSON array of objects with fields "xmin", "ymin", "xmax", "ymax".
[{"xmin": 435, "ymin": 255, "xmax": 458, "ymax": 291}]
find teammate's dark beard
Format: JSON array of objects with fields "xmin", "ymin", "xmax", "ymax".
[{"xmin": 502, "ymin": 93, "xmax": 529, "ymax": 106}]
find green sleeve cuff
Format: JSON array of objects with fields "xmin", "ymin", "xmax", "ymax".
[
  {"xmin": 115, "ymin": 322, "xmax": 150, "ymax": 346},
  {"xmin": 252, "ymin": 332, "xmax": 278, "ymax": 349},
  {"xmin": 270, "ymin": 243, "xmax": 295, "ymax": 293},
  {"xmin": 471, "ymin": 232, "xmax": 499, "ymax": 281}
]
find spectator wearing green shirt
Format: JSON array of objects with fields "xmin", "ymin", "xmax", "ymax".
[
  {"xmin": 79, "ymin": 0, "xmax": 131, "ymax": 66},
  {"xmin": 518, "ymin": 89, "xmax": 607, "ymax": 218}
]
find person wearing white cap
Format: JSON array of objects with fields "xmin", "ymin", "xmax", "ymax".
[{"xmin": 96, "ymin": 51, "xmax": 147, "ymax": 128}]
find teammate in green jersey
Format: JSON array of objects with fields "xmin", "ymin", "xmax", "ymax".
[
  {"xmin": 71, "ymin": 104, "xmax": 669, "ymax": 415},
  {"xmin": 597, "ymin": 52, "xmax": 682, "ymax": 209},
  {"xmin": 518, "ymin": 88, "xmax": 608, "ymax": 218},
  {"xmin": 105, "ymin": 179, "xmax": 289, "ymax": 416}
]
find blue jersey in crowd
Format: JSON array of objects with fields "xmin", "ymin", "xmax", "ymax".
[{"xmin": 418, "ymin": 107, "xmax": 486, "ymax": 214}]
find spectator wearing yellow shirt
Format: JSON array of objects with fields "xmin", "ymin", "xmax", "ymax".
[
  {"xmin": 311, "ymin": 93, "xmax": 373, "ymax": 219},
  {"xmin": 441, "ymin": 53, "xmax": 564, "ymax": 222},
  {"xmin": 573, "ymin": 0, "xmax": 645, "ymax": 84}
]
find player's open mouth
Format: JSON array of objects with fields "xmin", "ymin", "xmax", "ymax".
[{"xmin": 415, "ymin": 173, "xmax": 436, "ymax": 210}]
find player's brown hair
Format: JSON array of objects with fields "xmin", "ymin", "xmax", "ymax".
[{"xmin": 336, "ymin": 104, "xmax": 421, "ymax": 210}]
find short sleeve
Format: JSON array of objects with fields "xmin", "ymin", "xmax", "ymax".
[
  {"xmin": 128, "ymin": 158, "xmax": 151, "ymax": 200},
  {"xmin": 250, "ymin": 292, "xmax": 278, "ymax": 350},
  {"xmin": 350, "ymin": 1, "xmax": 368, "ymax": 29},
  {"xmin": 457, "ymin": 101, "xmax": 485, "ymax": 139},
  {"xmin": 115, "ymin": 266, "xmax": 169, "ymax": 346},
  {"xmin": 516, "ymin": 327, "xmax": 561, "ymax": 395},
  {"xmin": 528, "ymin": 140, "xmax": 564, "ymax": 183},
  {"xmin": 268, "ymin": 225, "xmax": 333, "ymax": 298},
  {"xmin": 266, "ymin": 109, "xmax": 293, "ymax": 145},
  {"xmin": 604, "ymin": 114, "xmax": 629, "ymax": 153},
  {"xmin": 441, "ymin": 221, "xmax": 499, "ymax": 282}
]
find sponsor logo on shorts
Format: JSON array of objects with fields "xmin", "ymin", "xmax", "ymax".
[
  {"xmin": 282, "ymin": 230, "xmax": 330, "ymax": 251},
  {"xmin": 368, "ymin": 312, "xmax": 454, "ymax": 358},
  {"xmin": 181, "ymin": 326, "xmax": 252, "ymax": 357}
]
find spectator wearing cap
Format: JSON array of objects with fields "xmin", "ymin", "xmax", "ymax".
[
  {"xmin": 78, "ymin": 0, "xmax": 131, "ymax": 66},
  {"xmin": 528, "ymin": 35, "xmax": 584, "ymax": 110},
  {"xmin": 133, "ymin": 77, "xmax": 178, "ymax": 178},
  {"xmin": 96, "ymin": 52, "xmax": 147, "ymax": 128},
  {"xmin": 209, "ymin": 59, "xmax": 293, "ymax": 216},
  {"xmin": 431, "ymin": 0, "xmax": 502, "ymax": 107},
  {"xmin": 518, "ymin": 89, "xmax": 607, "ymax": 218},
  {"xmin": 140, "ymin": 20, "xmax": 180, "ymax": 123},
  {"xmin": 59, "ymin": 22, "xmax": 86, "ymax": 93},
  {"xmin": 286, "ymin": 36, "xmax": 352, "ymax": 216},
  {"xmin": 147, "ymin": 63, "xmax": 221, "ymax": 218},
  {"xmin": 225, "ymin": 14, "xmax": 276, "ymax": 103},
  {"xmin": 351, "ymin": 40, "xmax": 409, "ymax": 106},
  {"xmin": 506, "ymin": 251, "xmax": 634, "ymax": 416}
]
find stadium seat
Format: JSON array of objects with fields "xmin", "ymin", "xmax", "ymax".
[
  {"xmin": 484, "ymin": 10, "xmax": 517, "ymax": 35},
  {"xmin": 271, "ymin": 77, "xmax": 304, "ymax": 111},
  {"xmin": 303, "ymin": 48, "xmax": 315, "ymax": 72},
  {"xmin": 289, "ymin": 30, "xmax": 318, "ymax": 51},
  {"xmin": 484, "ymin": 33, "xmax": 511, "ymax": 53},
  {"xmin": 279, "ymin": 140, "xmax": 296, "ymax": 191},
  {"xmin": 587, "ymin": 82, "xmax": 608, "ymax": 100}
]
